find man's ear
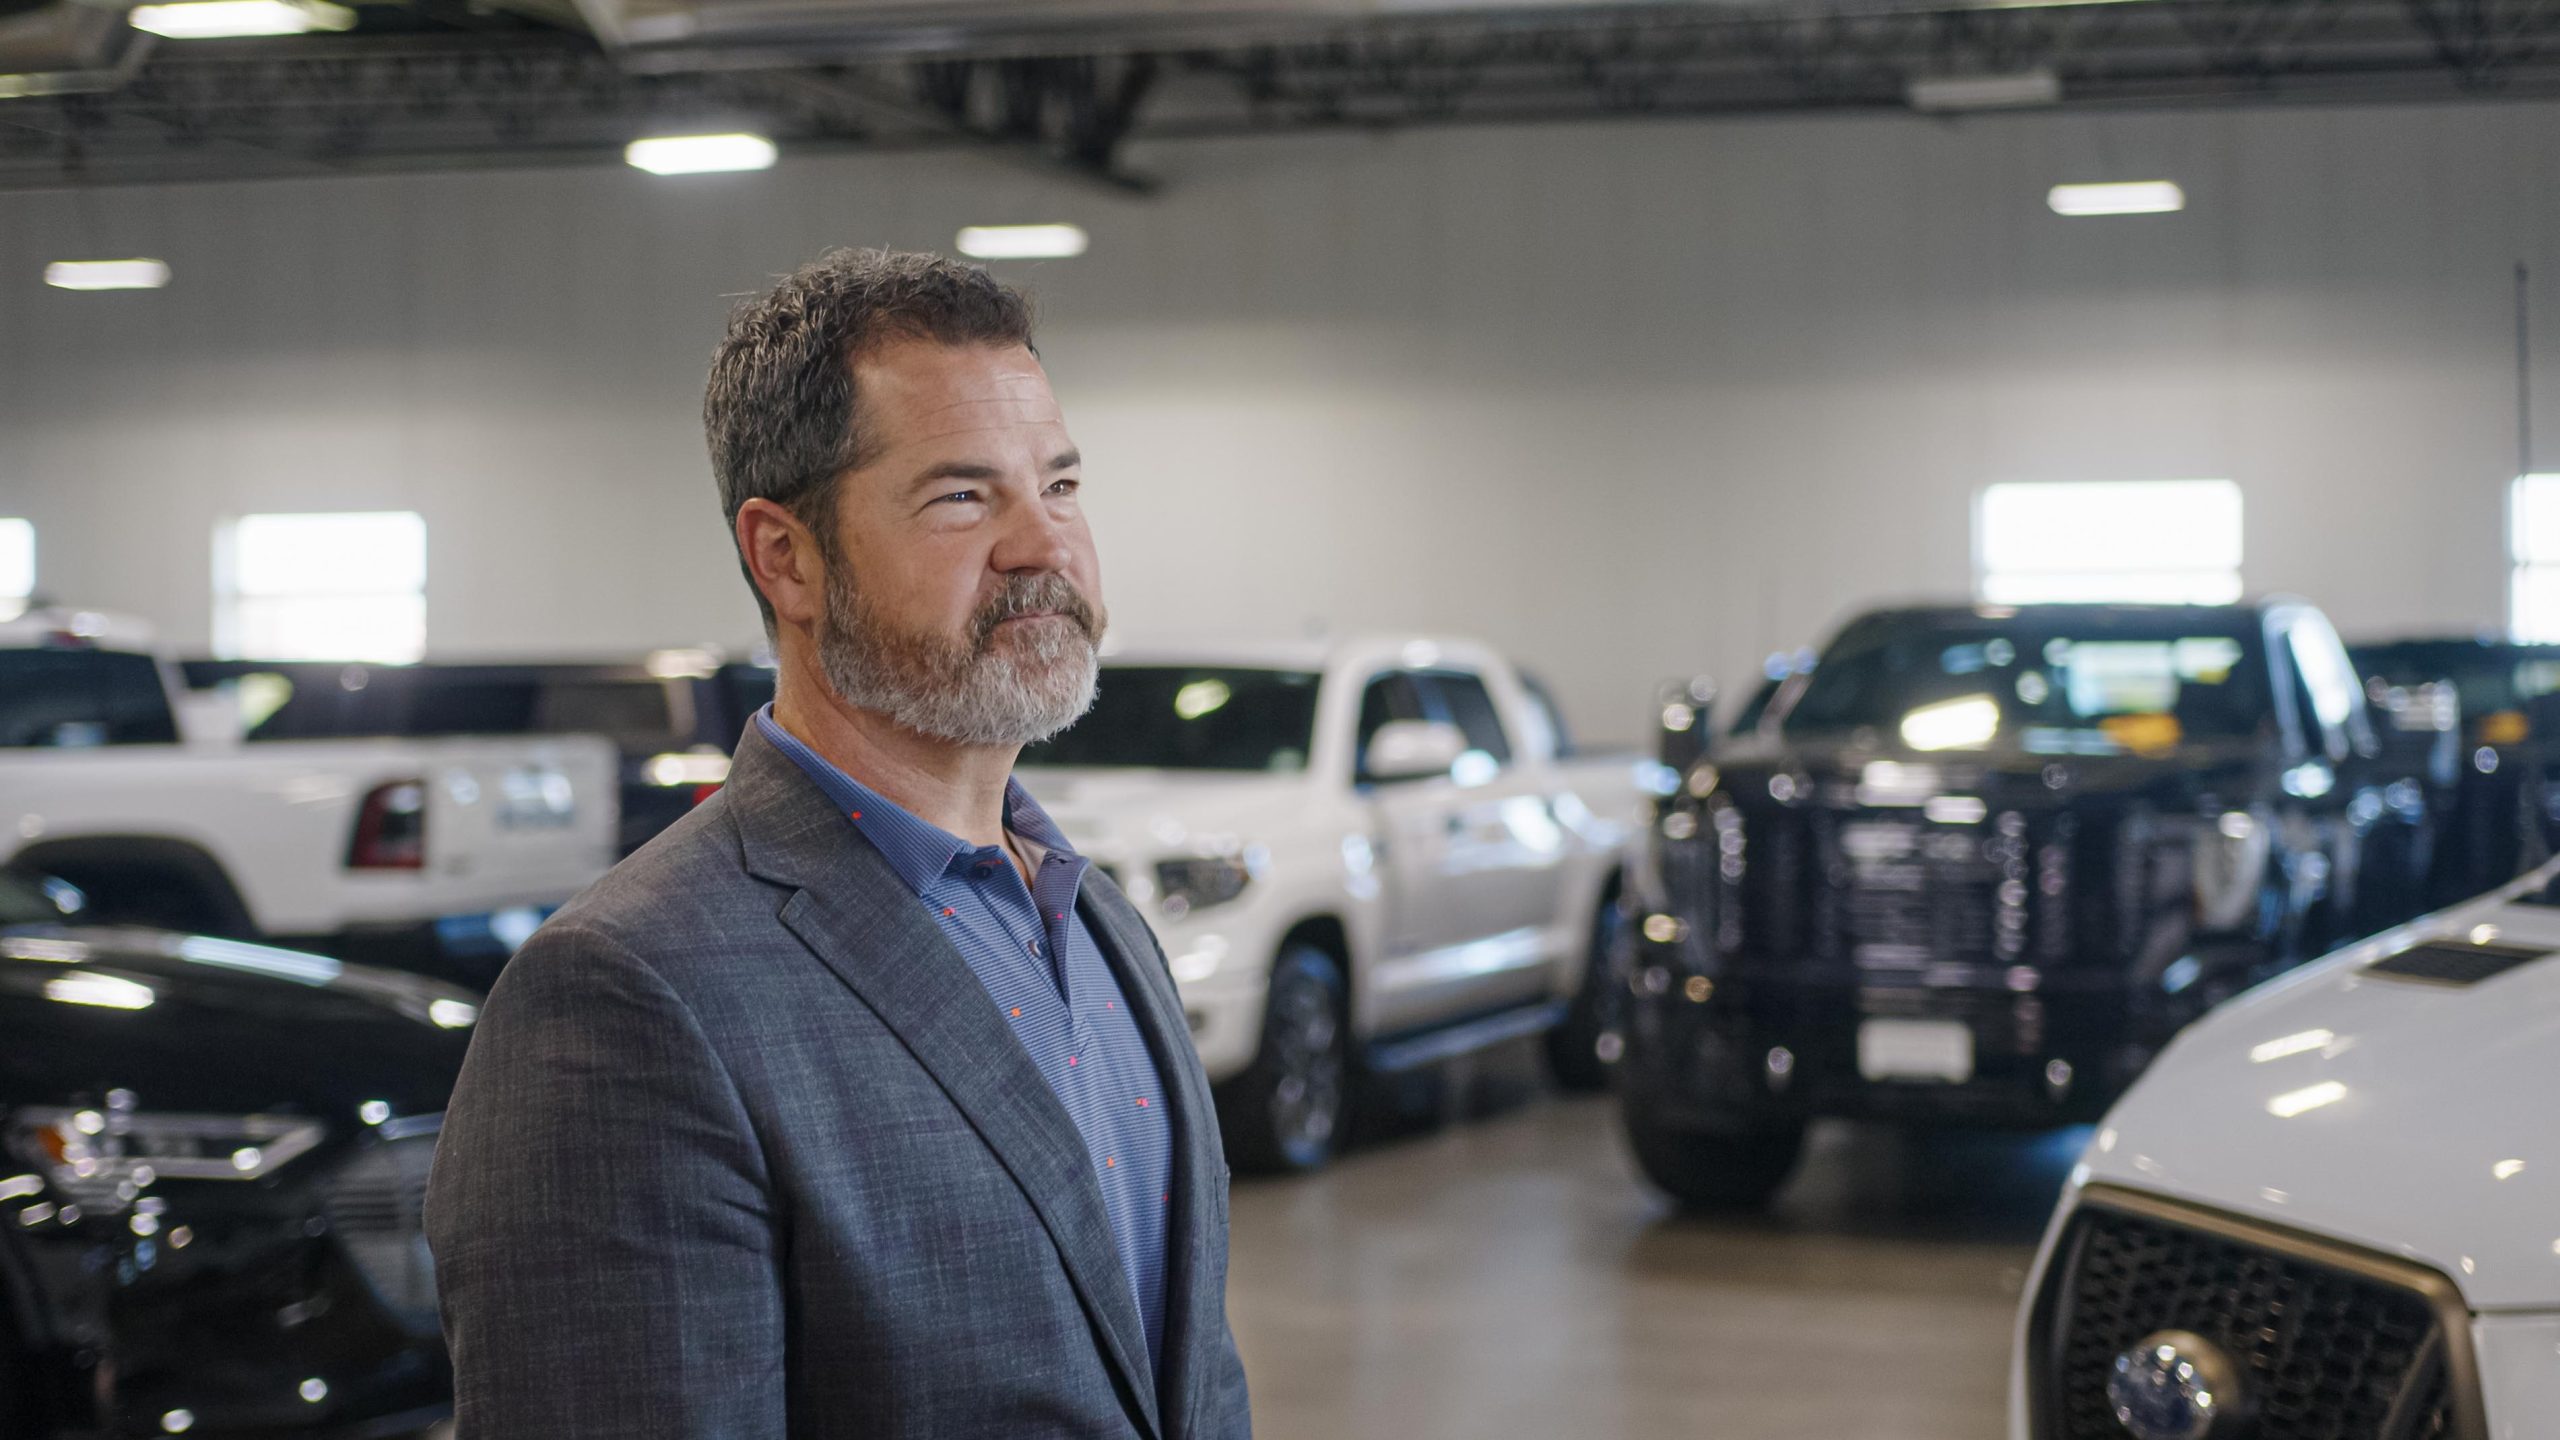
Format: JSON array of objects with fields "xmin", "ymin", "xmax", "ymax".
[{"xmin": 736, "ymin": 497, "xmax": 828, "ymax": 630}]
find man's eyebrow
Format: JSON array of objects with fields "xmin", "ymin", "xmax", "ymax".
[
  {"xmin": 1049, "ymin": 449, "xmax": 1082, "ymax": 471},
  {"xmin": 902, "ymin": 460, "xmax": 1002, "ymax": 494}
]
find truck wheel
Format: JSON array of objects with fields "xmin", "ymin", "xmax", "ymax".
[
  {"xmin": 1543, "ymin": 895, "xmax": 1627, "ymax": 1092},
  {"xmin": 1622, "ymin": 1103, "xmax": 1805, "ymax": 1212},
  {"xmin": 1214, "ymin": 944, "xmax": 1350, "ymax": 1175}
]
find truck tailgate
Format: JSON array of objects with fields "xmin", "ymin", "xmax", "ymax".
[{"xmin": 408, "ymin": 734, "xmax": 621, "ymax": 900}]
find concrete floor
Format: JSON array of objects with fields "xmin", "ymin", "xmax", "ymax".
[{"xmin": 1225, "ymin": 1048, "xmax": 2086, "ymax": 1440}]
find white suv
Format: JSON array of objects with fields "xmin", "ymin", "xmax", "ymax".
[{"xmin": 2010, "ymin": 862, "xmax": 2560, "ymax": 1439}]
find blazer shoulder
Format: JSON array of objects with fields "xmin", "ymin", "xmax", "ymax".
[{"xmin": 536, "ymin": 791, "xmax": 779, "ymax": 969}]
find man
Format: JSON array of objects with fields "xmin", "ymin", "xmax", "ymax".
[{"xmin": 425, "ymin": 248, "xmax": 1252, "ymax": 1440}]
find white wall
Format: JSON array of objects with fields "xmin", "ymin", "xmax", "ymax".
[{"xmin": 3, "ymin": 100, "xmax": 2556, "ymax": 743}]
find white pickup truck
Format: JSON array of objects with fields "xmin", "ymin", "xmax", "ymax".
[
  {"xmin": 0, "ymin": 608, "xmax": 619, "ymax": 986},
  {"xmin": 1016, "ymin": 635, "xmax": 1662, "ymax": 1172}
]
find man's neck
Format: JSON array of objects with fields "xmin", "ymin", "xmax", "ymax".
[{"xmin": 772, "ymin": 677, "xmax": 1020, "ymax": 848}]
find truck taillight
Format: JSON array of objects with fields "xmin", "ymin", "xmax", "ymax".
[{"xmin": 348, "ymin": 780, "xmax": 427, "ymax": 870}]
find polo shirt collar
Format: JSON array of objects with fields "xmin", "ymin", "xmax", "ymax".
[{"xmin": 751, "ymin": 703, "xmax": 1081, "ymax": 898}]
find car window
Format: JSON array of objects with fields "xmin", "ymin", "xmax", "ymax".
[
  {"xmin": 535, "ymin": 679, "xmax": 686, "ymax": 752},
  {"xmin": 1516, "ymin": 669, "xmax": 1575, "ymax": 759},
  {"xmin": 0, "ymin": 650, "xmax": 179, "ymax": 748},
  {"xmin": 1415, "ymin": 670, "xmax": 1514, "ymax": 766},
  {"xmin": 1784, "ymin": 615, "xmax": 2270, "ymax": 752},
  {"xmin": 1019, "ymin": 667, "xmax": 1322, "ymax": 773},
  {"xmin": 1355, "ymin": 671, "xmax": 1428, "ymax": 780}
]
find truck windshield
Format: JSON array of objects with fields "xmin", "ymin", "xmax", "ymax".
[
  {"xmin": 1781, "ymin": 613, "xmax": 2271, "ymax": 753},
  {"xmin": 1020, "ymin": 666, "xmax": 1321, "ymax": 773},
  {"xmin": 0, "ymin": 650, "xmax": 179, "ymax": 748}
]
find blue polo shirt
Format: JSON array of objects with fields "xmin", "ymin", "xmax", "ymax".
[{"xmin": 753, "ymin": 707, "xmax": 1173, "ymax": 1369}]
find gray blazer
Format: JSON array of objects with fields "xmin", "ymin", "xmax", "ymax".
[{"xmin": 424, "ymin": 724, "xmax": 1251, "ymax": 1440}]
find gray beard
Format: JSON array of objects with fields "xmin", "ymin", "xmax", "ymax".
[{"xmin": 814, "ymin": 565, "xmax": 1102, "ymax": 748}]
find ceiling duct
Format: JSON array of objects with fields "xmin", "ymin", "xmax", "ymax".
[{"xmin": 573, "ymin": 0, "xmax": 1710, "ymax": 60}]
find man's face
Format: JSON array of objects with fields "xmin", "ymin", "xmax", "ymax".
[{"xmin": 811, "ymin": 339, "xmax": 1107, "ymax": 747}]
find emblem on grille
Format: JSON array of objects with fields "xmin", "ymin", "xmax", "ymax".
[{"xmin": 2108, "ymin": 1330, "xmax": 2247, "ymax": 1440}]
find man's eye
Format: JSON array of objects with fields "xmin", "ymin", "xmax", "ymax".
[
  {"xmin": 1047, "ymin": 477, "xmax": 1081, "ymax": 496},
  {"xmin": 932, "ymin": 490, "xmax": 981, "ymax": 506}
]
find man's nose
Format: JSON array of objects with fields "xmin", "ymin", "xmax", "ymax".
[{"xmin": 992, "ymin": 490, "xmax": 1078, "ymax": 574}]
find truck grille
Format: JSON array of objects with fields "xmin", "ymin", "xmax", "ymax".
[
  {"xmin": 2032, "ymin": 1189, "xmax": 2477, "ymax": 1440},
  {"xmin": 1832, "ymin": 813, "xmax": 2037, "ymax": 971},
  {"xmin": 319, "ymin": 1125, "xmax": 441, "ymax": 1334}
]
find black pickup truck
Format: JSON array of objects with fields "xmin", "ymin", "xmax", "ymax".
[{"xmin": 1617, "ymin": 600, "xmax": 2437, "ymax": 1209}]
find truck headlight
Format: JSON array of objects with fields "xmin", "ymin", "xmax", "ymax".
[{"xmin": 1155, "ymin": 857, "xmax": 1252, "ymax": 917}]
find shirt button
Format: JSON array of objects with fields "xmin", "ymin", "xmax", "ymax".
[{"xmin": 1030, "ymin": 940, "xmax": 1044, "ymax": 956}]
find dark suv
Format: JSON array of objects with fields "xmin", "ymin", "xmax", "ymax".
[{"xmin": 1616, "ymin": 600, "xmax": 2436, "ymax": 1209}]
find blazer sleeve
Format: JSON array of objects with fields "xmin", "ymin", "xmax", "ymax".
[{"xmin": 425, "ymin": 921, "xmax": 785, "ymax": 1440}]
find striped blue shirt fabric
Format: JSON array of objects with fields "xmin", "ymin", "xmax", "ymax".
[{"xmin": 751, "ymin": 706, "xmax": 1174, "ymax": 1370}]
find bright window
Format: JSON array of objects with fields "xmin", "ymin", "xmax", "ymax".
[
  {"xmin": 215, "ymin": 512, "xmax": 426, "ymax": 662},
  {"xmin": 0, "ymin": 520, "xmax": 30, "ymax": 621},
  {"xmin": 1976, "ymin": 480, "xmax": 2244, "ymax": 605},
  {"xmin": 2510, "ymin": 475, "xmax": 2560, "ymax": 642}
]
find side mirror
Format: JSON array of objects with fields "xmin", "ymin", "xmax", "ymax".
[{"xmin": 1363, "ymin": 720, "xmax": 1470, "ymax": 783}]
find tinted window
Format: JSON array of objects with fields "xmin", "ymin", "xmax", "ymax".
[
  {"xmin": 535, "ymin": 680, "xmax": 683, "ymax": 751},
  {"xmin": 0, "ymin": 650, "xmax": 178, "ymax": 748},
  {"xmin": 408, "ymin": 680, "xmax": 544, "ymax": 735},
  {"xmin": 1783, "ymin": 614, "xmax": 2271, "ymax": 752},
  {"xmin": 1020, "ymin": 667, "xmax": 1322, "ymax": 773},
  {"xmin": 2355, "ymin": 643, "xmax": 2560, "ymax": 720},
  {"xmin": 1416, "ymin": 670, "xmax": 1513, "ymax": 765}
]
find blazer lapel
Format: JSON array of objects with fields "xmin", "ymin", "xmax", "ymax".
[
  {"xmin": 1077, "ymin": 880, "xmax": 1224, "ymax": 1440},
  {"xmin": 728, "ymin": 730, "xmax": 1162, "ymax": 1440}
]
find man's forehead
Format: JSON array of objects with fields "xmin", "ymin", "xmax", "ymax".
[{"xmin": 855, "ymin": 345, "xmax": 1064, "ymax": 440}]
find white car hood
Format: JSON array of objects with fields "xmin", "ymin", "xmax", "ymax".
[
  {"xmin": 2081, "ymin": 871, "xmax": 2560, "ymax": 1311},
  {"xmin": 1013, "ymin": 767, "xmax": 1311, "ymax": 864}
]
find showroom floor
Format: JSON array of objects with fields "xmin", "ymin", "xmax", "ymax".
[{"xmin": 1227, "ymin": 1047, "xmax": 2087, "ymax": 1440}]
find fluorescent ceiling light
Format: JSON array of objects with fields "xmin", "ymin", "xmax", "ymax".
[
  {"xmin": 1907, "ymin": 69, "xmax": 2061, "ymax": 112},
  {"xmin": 624, "ymin": 133, "xmax": 777, "ymax": 176},
  {"xmin": 956, "ymin": 224, "xmax": 1089, "ymax": 260},
  {"xmin": 129, "ymin": 0, "xmax": 352, "ymax": 37},
  {"xmin": 2048, "ymin": 180, "xmax": 2186, "ymax": 217},
  {"xmin": 44, "ymin": 259, "xmax": 171, "ymax": 291}
]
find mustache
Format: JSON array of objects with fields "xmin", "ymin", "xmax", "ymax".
[{"xmin": 971, "ymin": 573, "xmax": 1102, "ymax": 650}]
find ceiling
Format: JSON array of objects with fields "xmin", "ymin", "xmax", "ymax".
[{"xmin": 7, "ymin": 0, "xmax": 2560, "ymax": 189}]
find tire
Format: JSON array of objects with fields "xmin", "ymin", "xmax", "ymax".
[
  {"xmin": 1214, "ymin": 944, "xmax": 1351, "ymax": 1175},
  {"xmin": 1543, "ymin": 893, "xmax": 1627, "ymax": 1092},
  {"xmin": 1622, "ymin": 1102, "xmax": 1805, "ymax": 1212}
]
